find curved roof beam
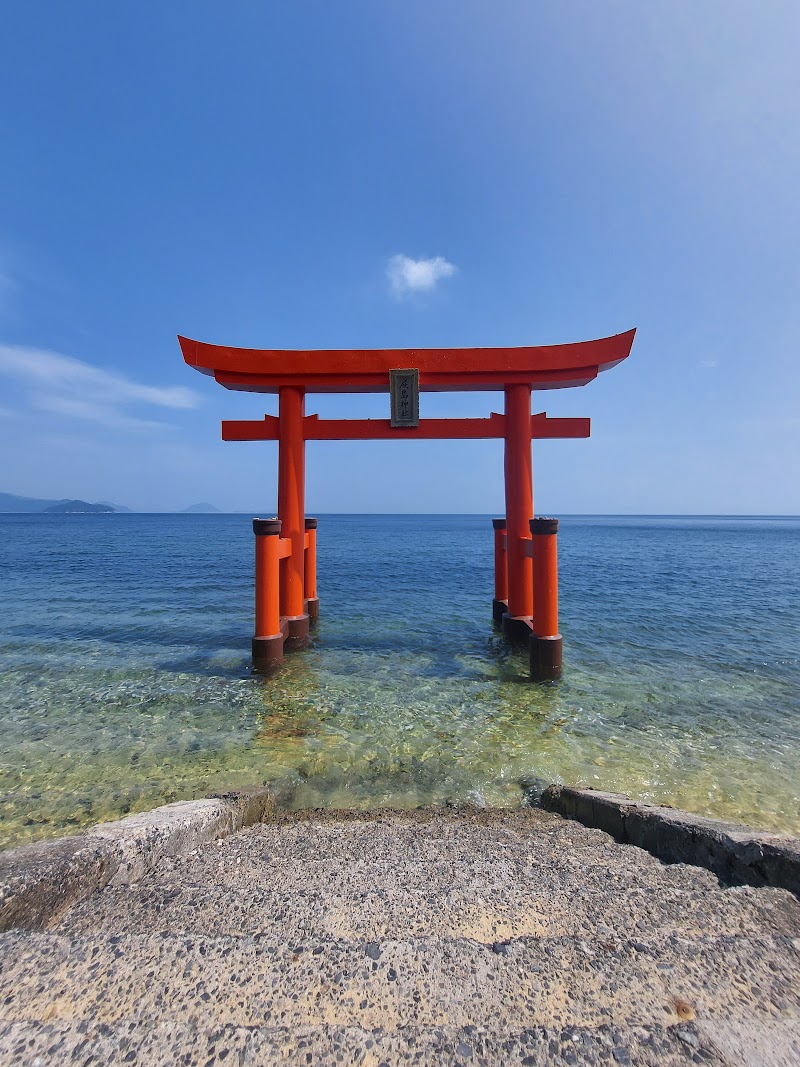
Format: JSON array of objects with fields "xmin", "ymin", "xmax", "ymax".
[{"xmin": 178, "ymin": 328, "xmax": 635, "ymax": 394}]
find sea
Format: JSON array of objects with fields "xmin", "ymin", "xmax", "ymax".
[{"xmin": 1, "ymin": 513, "xmax": 798, "ymax": 850}]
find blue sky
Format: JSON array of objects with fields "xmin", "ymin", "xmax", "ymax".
[{"xmin": 1, "ymin": 2, "xmax": 798, "ymax": 513}]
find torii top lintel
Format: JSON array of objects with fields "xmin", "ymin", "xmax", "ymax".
[{"xmin": 178, "ymin": 329, "xmax": 635, "ymax": 394}]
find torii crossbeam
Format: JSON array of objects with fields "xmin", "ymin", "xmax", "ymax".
[{"xmin": 179, "ymin": 328, "xmax": 635, "ymax": 680}]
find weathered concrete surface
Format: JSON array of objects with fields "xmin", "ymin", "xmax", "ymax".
[
  {"xmin": 0, "ymin": 782, "xmax": 293, "ymax": 932},
  {"xmin": 0, "ymin": 835, "xmax": 118, "ymax": 938},
  {"xmin": 1, "ymin": 806, "xmax": 799, "ymax": 1065},
  {"xmin": 541, "ymin": 785, "xmax": 800, "ymax": 896}
]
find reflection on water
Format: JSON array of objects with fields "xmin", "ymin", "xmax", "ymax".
[{"xmin": 0, "ymin": 513, "xmax": 798, "ymax": 848}]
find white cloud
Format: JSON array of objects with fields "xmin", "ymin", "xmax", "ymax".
[
  {"xmin": 387, "ymin": 254, "xmax": 456, "ymax": 298},
  {"xmin": 0, "ymin": 344, "xmax": 200, "ymax": 430}
]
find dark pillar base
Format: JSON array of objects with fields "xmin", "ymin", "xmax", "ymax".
[
  {"xmin": 530, "ymin": 634, "xmax": 563, "ymax": 681},
  {"xmin": 492, "ymin": 599, "xmax": 508, "ymax": 627},
  {"xmin": 252, "ymin": 635, "xmax": 284, "ymax": 673},
  {"xmin": 501, "ymin": 613, "xmax": 533, "ymax": 646},
  {"xmin": 284, "ymin": 613, "xmax": 310, "ymax": 651},
  {"xmin": 305, "ymin": 597, "xmax": 320, "ymax": 622}
]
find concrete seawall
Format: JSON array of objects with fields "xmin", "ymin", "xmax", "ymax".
[
  {"xmin": 0, "ymin": 781, "xmax": 297, "ymax": 932},
  {"xmin": 3, "ymin": 782, "xmax": 800, "ymax": 933},
  {"xmin": 541, "ymin": 785, "xmax": 800, "ymax": 898},
  {"xmin": 2, "ymin": 785, "xmax": 799, "ymax": 1065}
]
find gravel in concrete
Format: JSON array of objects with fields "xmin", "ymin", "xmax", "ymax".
[{"xmin": 1, "ymin": 807, "xmax": 799, "ymax": 1066}]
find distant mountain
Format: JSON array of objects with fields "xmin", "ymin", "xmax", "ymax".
[
  {"xmin": 0, "ymin": 491, "xmax": 66, "ymax": 513},
  {"xmin": 98, "ymin": 500, "xmax": 132, "ymax": 513},
  {"xmin": 182, "ymin": 502, "xmax": 222, "ymax": 514},
  {"xmin": 0, "ymin": 491, "xmax": 128, "ymax": 513},
  {"xmin": 44, "ymin": 500, "xmax": 115, "ymax": 514}
]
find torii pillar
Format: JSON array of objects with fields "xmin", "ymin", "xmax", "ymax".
[
  {"xmin": 277, "ymin": 386, "xmax": 309, "ymax": 649},
  {"xmin": 502, "ymin": 383, "xmax": 534, "ymax": 644}
]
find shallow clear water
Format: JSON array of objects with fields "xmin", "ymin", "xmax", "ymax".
[{"xmin": 1, "ymin": 513, "xmax": 798, "ymax": 849}]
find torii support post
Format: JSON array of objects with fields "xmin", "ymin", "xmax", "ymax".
[
  {"xmin": 501, "ymin": 384, "xmax": 534, "ymax": 644},
  {"xmin": 304, "ymin": 517, "xmax": 319, "ymax": 620},
  {"xmin": 529, "ymin": 517, "xmax": 562, "ymax": 681},
  {"xmin": 252, "ymin": 519, "xmax": 285, "ymax": 671},
  {"xmin": 492, "ymin": 518, "xmax": 508, "ymax": 625}
]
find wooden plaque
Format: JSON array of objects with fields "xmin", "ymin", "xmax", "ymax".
[{"xmin": 390, "ymin": 368, "xmax": 419, "ymax": 427}]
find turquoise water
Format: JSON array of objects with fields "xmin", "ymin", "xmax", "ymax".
[{"xmin": 1, "ymin": 514, "xmax": 798, "ymax": 849}]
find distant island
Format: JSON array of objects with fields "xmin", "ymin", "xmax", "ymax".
[
  {"xmin": 0, "ymin": 491, "xmax": 225, "ymax": 514},
  {"xmin": 0, "ymin": 492, "xmax": 69, "ymax": 513},
  {"xmin": 44, "ymin": 500, "xmax": 116, "ymax": 514},
  {"xmin": 182, "ymin": 502, "xmax": 222, "ymax": 513},
  {"xmin": 0, "ymin": 492, "xmax": 125, "ymax": 514}
]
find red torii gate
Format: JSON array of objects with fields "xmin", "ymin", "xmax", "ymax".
[{"xmin": 179, "ymin": 328, "xmax": 635, "ymax": 680}]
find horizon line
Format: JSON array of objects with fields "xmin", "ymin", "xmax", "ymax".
[{"xmin": 5, "ymin": 511, "xmax": 799, "ymax": 519}]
